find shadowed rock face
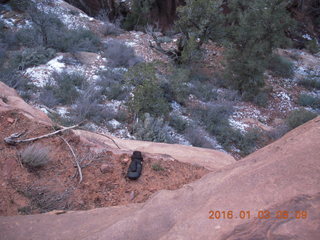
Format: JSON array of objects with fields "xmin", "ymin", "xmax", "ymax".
[
  {"xmin": 0, "ymin": 97, "xmax": 319, "ymax": 239},
  {"xmin": 64, "ymin": 0, "xmax": 184, "ymax": 30}
]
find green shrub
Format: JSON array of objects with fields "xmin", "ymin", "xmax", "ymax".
[
  {"xmin": 238, "ymin": 128, "xmax": 263, "ymax": 156},
  {"xmin": 193, "ymin": 103, "xmax": 233, "ymax": 135},
  {"xmin": 298, "ymin": 94, "xmax": 320, "ymax": 109},
  {"xmin": 50, "ymin": 28, "xmax": 101, "ymax": 52},
  {"xmin": 191, "ymin": 80, "xmax": 218, "ymax": 102},
  {"xmin": 180, "ymin": 35, "xmax": 202, "ymax": 65},
  {"xmin": 132, "ymin": 113, "xmax": 173, "ymax": 143},
  {"xmin": 48, "ymin": 71, "xmax": 88, "ymax": 105},
  {"xmin": 127, "ymin": 63, "xmax": 170, "ymax": 118},
  {"xmin": 11, "ymin": 47, "xmax": 56, "ymax": 70},
  {"xmin": 267, "ymin": 55, "xmax": 294, "ymax": 78},
  {"xmin": 189, "ymin": 103, "xmax": 262, "ymax": 154},
  {"xmin": 0, "ymin": 45, "xmax": 6, "ymax": 67},
  {"xmin": 253, "ymin": 91, "xmax": 269, "ymax": 107},
  {"xmin": 305, "ymin": 39, "xmax": 319, "ymax": 54},
  {"xmin": 160, "ymin": 68, "xmax": 190, "ymax": 104},
  {"xmin": 177, "ymin": 0, "xmax": 294, "ymax": 100},
  {"xmin": 267, "ymin": 124, "xmax": 290, "ymax": 140},
  {"xmin": 152, "ymin": 163, "xmax": 165, "ymax": 171},
  {"xmin": 298, "ymin": 77, "xmax": 320, "ymax": 90},
  {"xmin": 169, "ymin": 114, "xmax": 188, "ymax": 133},
  {"xmin": 122, "ymin": 0, "xmax": 154, "ymax": 30},
  {"xmin": 97, "ymin": 70, "xmax": 128, "ymax": 101},
  {"xmin": 126, "ymin": 62, "xmax": 157, "ymax": 86},
  {"xmin": 16, "ymin": 27, "xmax": 42, "ymax": 48},
  {"xmin": 286, "ymin": 109, "xmax": 317, "ymax": 130},
  {"xmin": 130, "ymin": 80, "xmax": 170, "ymax": 118},
  {"xmin": 8, "ymin": 0, "xmax": 31, "ymax": 11},
  {"xmin": 20, "ymin": 143, "xmax": 51, "ymax": 169}
]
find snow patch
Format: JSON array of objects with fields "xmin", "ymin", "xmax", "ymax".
[
  {"xmin": 229, "ymin": 118, "xmax": 249, "ymax": 133},
  {"xmin": 108, "ymin": 119, "xmax": 121, "ymax": 129}
]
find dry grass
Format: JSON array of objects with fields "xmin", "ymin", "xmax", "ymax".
[{"xmin": 20, "ymin": 143, "xmax": 51, "ymax": 169}]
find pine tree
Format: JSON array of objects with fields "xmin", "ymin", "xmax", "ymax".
[{"xmin": 176, "ymin": 0, "xmax": 295, "ymax": 99}]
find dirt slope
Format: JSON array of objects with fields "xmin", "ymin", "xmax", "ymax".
[
  {"xmin": 0, "ymin": 82, "xmax": 52, "ymax": 125},
  {"xmin": 0, "ymin": 114, "xmax": 319, "ymax": 239}
]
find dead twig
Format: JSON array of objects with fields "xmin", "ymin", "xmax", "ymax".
[
  {"xmin": 59, "ymin": 136, "xmax": 83, "ymax": 184},
  {"xmin": 93, "ymin": 132, "xmax": 121, "ymax": 149},
  {"xmin": 16, "ymin": 152, "xmax": 24, "ymax": 168},
  {"xmin": 4, "ymin": 123, "xmax": 84, "ymax": 145}
]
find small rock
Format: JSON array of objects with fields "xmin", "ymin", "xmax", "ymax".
[
  {"xmin": 121, "ymin": 155, "xmax": 130, "ymax": 164},
  {"xmin": 130, "ymin": 191, "xmax": 135, "ymax": 200},
  {"xmin": 100, "ymin": 163, "xmax": 113, "ymax": 174},
  {"xmin": 7, "ymin": 118, "xmax": 14, "ymax": 124}
]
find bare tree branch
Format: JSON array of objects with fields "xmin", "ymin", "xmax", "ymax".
[
  {"xmin": 4, "ymin": 122, "xmax": 85, "ymax": 145},
  {"xmin": 59, "ymin": 136, "xmax": 83, "ymax": 184},
  {"xmin": 93, "ymin": 131, "xmax": 121, "ymax": 149}
]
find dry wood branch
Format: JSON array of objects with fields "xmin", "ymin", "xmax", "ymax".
[
  {"xmin": 4, "ymin": 123, "xmax": 84, "ymax": 145},
  {"xmin": 59, "ymin": 136, "xmax": 83, "ymax": 184},
  {"xmin": 93, "ymin": 132, "xmax": 121, "ymax": 149},
  {"xmin": 148, "ymin": 31, "xmax": 180, "ymax": 61}
]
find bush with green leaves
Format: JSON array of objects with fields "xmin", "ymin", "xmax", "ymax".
[
  {"xmin": 298, "ymin": 76, "xmax": 320, "ymax": 90},
  {"xmin": 190, "ymin": 80, "xmax": 218, "ymax": 102},
  {"xmin": 125, "ymin": 62, "xmax": 157, "ymax": 86},
  {"xmin": 0, "ymin": 44, "xmax": 6, "ymax": 67},
  {"xmin": 8, "ymin": 0, "xmax": 30, "ymax": 11},
  {"xmin": 122, "ymin": 0, "xmax": 155, "ymax": 30},
  {"xmin": 152, "ymin": 163, "xmax": 165, "ymax": 171},
  {"xmin": 129, "ymin": 80, "xmax": 169, "ymax": 118},
  {"xmin": 267, "ymin": 55, "xmax": 294, "ymax": 78},
  {"xmin": 97, "ymin": 70, "xmax": 128, "ymax": 101},
  {"xmin": 305, "ymin": 39, "xmax": 319, "ymax": 54},
  {"xmin": 177, "ymin": 0, "xmax": 295, "ymax": 100},
  {"xmin": 253, "ymin": 91, "xmax": 269, "ymax": 108},
  {"xmin": 127, "ymin": 63, "xmax": 170, "ymax": 118},
  {"xmin": 11, "ymin": 47, "xmax": 56, "ymax": 70},
  {"xmin": 169, "ymin": 114, "xmax": 188, "ymax": 134},
  {"xmin": 298, "ymin": 94, "xmax": 320, "ymax": 109},
  {"xmin": 20, "ymin": 143, "xmax": 51, "ymax": 169},
  {"xmin": 192, "ymin": 103, "xmax": 234, "ymax": 135},
  {"xmin": 188, "ymin": 102, "xmax": 261, "ymax": 154},
  {"xmin": 103, "ymin": 40, "xmax": 142, "ymax": 67},
  {"xmin": 286, "ymin": 108, "xmax": 318, "ymax": 130},
  {"xmin": 162, "ymin": 67, "xmax": 191, "ymax": 104},
  {"xmin": 51, "ymin": 28, "xmax": 101, "ymax": 53},
  {"xmin": 132, "ymin": 113, "xmax": 173, "ymax": 143},
  {"xmin": 237, "ymin": 128, "xmax": 264, "ymax": 156},
  {"xmin": 46, "ymin": 71, "xmax": 88, "ymax": 105}
]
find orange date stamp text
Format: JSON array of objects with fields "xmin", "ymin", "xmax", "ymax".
[{"xmin": 208, "ymin": 210, "xmax": 308, "ymax": 220}]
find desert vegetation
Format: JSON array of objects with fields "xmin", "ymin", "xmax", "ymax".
[{"xmin": 0, "ymin": 0, "xmax": 319, "ymax": 158}]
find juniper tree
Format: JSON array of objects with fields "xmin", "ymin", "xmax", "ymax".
[{"xmin": 176, "ymin": 0, "xmax": 295, "ymax": 99}]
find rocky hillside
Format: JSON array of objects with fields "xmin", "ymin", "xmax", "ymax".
[
  {"xmin": 0, "ymin": 1, "xmax": 320, "ymax": 239},
  {"xmin": 0, "ymin": 83, "xmax": 319, "ymax": 239},
  {"xmin": 1, "ymin": 0, "xmax": 319, "ymax": 159}
]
